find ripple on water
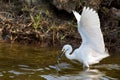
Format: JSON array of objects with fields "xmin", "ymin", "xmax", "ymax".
[
  {"xmin": 18, "ymin": 64, "xmax": 30, "ymax": 68},
  {"xmin": 8, "ymin": 70, "xmax": 26, "ymax": 75},
  {"xmin": 0, "ymin": 72, "xmax": 3, "ymax": 77},
  {"xmin": 20, "ymin": 67, "xmax": 44, "ymax": 71},
  {"xmin": 40, "ymin": 68, "xmax": 119, "ymax": 80},
  {"xmin": 94, "ymin": 64, "xmax": 120, "ymax": 70}
]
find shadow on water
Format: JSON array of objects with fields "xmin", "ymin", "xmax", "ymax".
[{"xmin": 0, "ymin": 43, "xmax": 119, "ymax": 80}]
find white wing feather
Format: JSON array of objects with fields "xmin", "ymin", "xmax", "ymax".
[
  {"xmin": 80, "ymin": 7, "xmax": 105, "ymax": 53},
  {"xmin": 73, "ymin": 7, "xmax": 105, "ymax": 53}
]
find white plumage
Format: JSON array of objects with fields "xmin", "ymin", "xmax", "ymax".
[{"xmin": 58, "ymin": 7, "xmax": 109, "ymax": 68}]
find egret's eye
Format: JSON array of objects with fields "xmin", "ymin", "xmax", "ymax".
[{"xmin": 64, "ymin": 49, "xmax": 68, "ymax": 53}]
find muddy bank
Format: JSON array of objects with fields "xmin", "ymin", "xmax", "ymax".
[{"xmin": 0, "ymin": 0, "xmax": 120, "ymax": 53}]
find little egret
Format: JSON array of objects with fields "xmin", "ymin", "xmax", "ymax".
[{"xmin": 58, "ymin": 7, "xmax": 109, "ymax": 68}]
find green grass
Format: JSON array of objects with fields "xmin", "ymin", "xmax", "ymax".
[{"xmin": 30, "ymin": 14, "xmax": 42, "ymax": 30}]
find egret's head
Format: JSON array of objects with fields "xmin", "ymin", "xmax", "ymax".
[{"xmin": 57, "ymin": 44, "xmax": 72, "ymax": 61}]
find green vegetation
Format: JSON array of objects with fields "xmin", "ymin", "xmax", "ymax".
[{"xmin": 30, "ymin": 14, "xmax": 42, "ymax": 30}]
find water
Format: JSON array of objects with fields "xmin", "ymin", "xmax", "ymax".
[{"xmin": 0, "ymin": 43, "xmax": 119, "ymax": 80}]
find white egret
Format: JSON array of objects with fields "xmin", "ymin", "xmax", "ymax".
[{"xmin": 58, "ymin": 7, "xmax": 109, "ymax": 68}]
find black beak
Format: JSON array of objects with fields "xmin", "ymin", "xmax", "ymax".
[{"xmin": 57, "ymin": 50, "xmax": 65, "ymax": 61}]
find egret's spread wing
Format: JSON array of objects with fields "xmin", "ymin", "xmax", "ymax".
[{"xmin": 79, "ymin": 7, "xmax": 105, "ymax": 53}]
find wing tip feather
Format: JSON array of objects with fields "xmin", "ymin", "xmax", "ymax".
[{"xmin": 82, "ymin": 7, "xmax": 97, "ymax": 15}]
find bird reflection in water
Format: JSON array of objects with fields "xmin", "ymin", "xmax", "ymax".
[
  {"xmin": 41, "ymin": 62, "xmax": 111, "ymax": 80},
  {"xmin": 41, "ymin": 68, "xmax": 107, "ymax": 80}
]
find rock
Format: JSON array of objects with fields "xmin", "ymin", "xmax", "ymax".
[
  {"xmin": 86, "ymin": 0, "xmax": 101, "ymax": 10},
  {"xmin": 110, "ymin": 7, "xmax": 120, "ymax": 20},
  {"xmin": 101, "ymin": 0, "xmax": 120, "ymax": 9},
  {"xmin": 52, "ymin": 0, "xmax": 81, "ymax": 13},
  {"xmin": 52, "ymin": 0, "xmax": 101, "ymax": 13},
  {"xmin": 99, "ymin": 7, "xmax": 120, "ymax": 53},
  {"xmin": 110, "ymin": 0, "xmax": 120, "ymax": 9}
]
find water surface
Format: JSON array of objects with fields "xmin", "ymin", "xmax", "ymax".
[{"xmin": 0, "ymin": 43, "xmax": 119, "ymax": 80}]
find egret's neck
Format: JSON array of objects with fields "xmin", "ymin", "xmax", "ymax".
[{"xmin": 65, "ymin": 48, "xmax": 74, "ymax": 60}]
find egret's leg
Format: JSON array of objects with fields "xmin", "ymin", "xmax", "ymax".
[
  {"xmin": 83, "ymin": 61, "xmax": 89, "ymax": 68},
  {"xmin": 83, "ymin": 65, "xmax": 89, "ymax": 71}
]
